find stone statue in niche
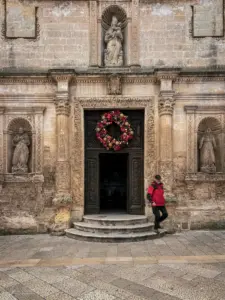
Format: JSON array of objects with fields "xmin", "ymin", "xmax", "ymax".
[
  {"xmin": 12, "ymin": 127, "xmax": 30, "ymax": 174},
  {"xmin": 199, "ymin": 128, "xmax": 216, "ymax": 173},
  {"xmin": 104, "ymin": 16, "xmax": 123, "ymax": 67}
]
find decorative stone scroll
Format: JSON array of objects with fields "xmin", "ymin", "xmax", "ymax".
[{"xmin": 71, "ymin": 96, "xmax": 155, "ymax": 220}]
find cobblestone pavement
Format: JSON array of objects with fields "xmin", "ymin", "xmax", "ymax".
[{"xmin": 1, "ymin": 231, "xmax": 225, "ymax": 299}]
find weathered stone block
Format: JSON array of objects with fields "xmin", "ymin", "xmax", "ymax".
[
  {"xmin": 6, "ymin": 0, "xmax": 37, "ymax": 38},
  {"xmin": 193, "ymin": 0, "xmax": 223, "ymax": 37}
]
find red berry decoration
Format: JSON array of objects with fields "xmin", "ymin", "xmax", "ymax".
[{"xmin": 95, "ymin": 110, "xmax": 134, "ymax": 151}]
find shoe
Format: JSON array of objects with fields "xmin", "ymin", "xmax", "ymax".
[{"xmin": 154, "ymin": 228, "xmax": 159, "ymax": 234}]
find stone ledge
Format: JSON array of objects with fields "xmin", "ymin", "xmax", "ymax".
[
  {"xmin": 185, "ymin": 173, "xmax": 225, "ymax": 182},
  {"xmin": 3, "ymin": 174, "xmax": 44, "ymax": 183}
]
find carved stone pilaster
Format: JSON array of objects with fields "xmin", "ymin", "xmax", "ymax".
[
  {"xmin": 157, "ymin": 71, "xmax": 179, "ymax": 194},
  {"xmin": 131, "ymin": 0, "xmax": 140, "ymax": 66},
  {"xmin": 159, "ymin": 91, "xmax": 175, "ymax": 116},
  {"xmin": 50, "ymin": 72, "xmax": 74, "ymax": 194},
  {"xmin": 89, "ymin": 0, "xmax": 98, "ymax": 67},
  {"xmin": 50, "ymin": 72, "xmax": 73, "ymax": 233}
]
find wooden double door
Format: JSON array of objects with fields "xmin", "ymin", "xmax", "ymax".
[{"xmin": 84, "ymin": 110, "xmax": 144, "ymax": 215}]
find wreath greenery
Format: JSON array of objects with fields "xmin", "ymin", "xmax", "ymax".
[{"xmin": 95, "ymin": 110, "xmax": 134, "ymax": 151}]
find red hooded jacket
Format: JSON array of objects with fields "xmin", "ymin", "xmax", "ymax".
[{"xmin": 147, "ymin": 181, "xmax": 165, "ymax": 206}]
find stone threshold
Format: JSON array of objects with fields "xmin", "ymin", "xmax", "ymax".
[{"xmin": 1, "ymin": 255, "xmax": 225, "ymax": 268}]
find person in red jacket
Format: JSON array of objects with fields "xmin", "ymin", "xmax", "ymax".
[{"xmin": 147, "ymin": 175, "xmax": 168, "ymax": 231}]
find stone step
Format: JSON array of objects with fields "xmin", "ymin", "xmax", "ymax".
[
  {"xmin": 83, "ymin": 214, "xmax": 148, "ymax": 226},
  {"xmin": 65, "ymin": 228, "xmax": 166, "ymax": 243},
  {"xmin": 74, "ymin": 222, "xmax": 154, "ymax": 234}
]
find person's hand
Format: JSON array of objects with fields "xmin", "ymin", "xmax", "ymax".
[{"xmin": 151, "ymin": 202, "xmax": 156, "ymax": 207}]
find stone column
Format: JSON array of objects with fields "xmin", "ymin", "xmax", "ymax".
[
  {"xmin": 51, "ymin": 72, "xmax": 74, "ymax": 234},
  {"xmin": 157, "ymin": 71, "xmax": 178, "ymax": 195},
  {"xmin": 0, "ymin": 107, "xmax": 4, "ymax": 191}
]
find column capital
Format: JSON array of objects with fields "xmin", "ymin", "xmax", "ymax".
[
  {"xmin": 159, "ymin": 91, "xmax": 175, "ymax": 116},
  {"xmin": 156, "ymin": 69, "xmax": 180, "ymax": 92},
  {"xmin": 55, "ymin": 92, "xmax": 70, "ymax": 116},
  {"xmin": 49, "ymin": 69, "xmax": 75, "ymax": 92}
]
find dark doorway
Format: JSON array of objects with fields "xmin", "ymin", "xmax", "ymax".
[
  {"xmin": 99, "ymin": 153, "xmax": 128, "ymax": 212},
  {"xmin": 84, "ymin": 110, "xmax": 144, "ymax": 215}
]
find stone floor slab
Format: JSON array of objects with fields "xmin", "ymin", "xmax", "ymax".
[{"xmin": 78, "ymin": 289, "xmax": 116, "ymax": 300}]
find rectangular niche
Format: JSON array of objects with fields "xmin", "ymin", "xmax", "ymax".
[
  {"xmin": 5, "ymin": 0, "xmax": 38, "ymax": 39},
  {"xmin": 192, "ymin": 0, "xmax": 224, "ymax": 38}
]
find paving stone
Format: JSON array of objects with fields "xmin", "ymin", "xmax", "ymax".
[
  {"xmin": 6, "ymin": 283, "xmax": 44, "ymax": 300},
  {"xmin": 90, "ymin": 280, "xmax": 134, "ymax": 299},
  {"xmin": 111, "ymin": 278, "xmax": 132, "ymax": 289},
  {"xmin": 52, "ymin": 278, "xmax": 94, "ymax": 298},
  {"xmin": 23, "ymin": 279, "xmax": 58, "ymax": 298},
  {"xmin": 0, "ymin": 291, "xmax": 18, "ymax": 300},
  {"xmin": 124, "ymin": 282, "xmax": 156, "ymax": 298},
  {"xmin": 46, "ymin": 291, "xmax": 74, "ymax": 300},
  {"xmin": 7, "ymin": 270, "xmax": 35, "ymax": 283},
  {"xmin": 78, "ymin": 289, "xmax": 116, "ymax": 300},
  {"xmin": 0, "ymin": 273, "xmax": 18, "ymax": 288}
]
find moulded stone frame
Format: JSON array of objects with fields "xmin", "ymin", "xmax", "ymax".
[
  {"xmin": 2, "ymin": 107, "xmax": 45, "ymax": 175},
  {"xmin": 185, "ymin": 105, "xmax": 225, "ymax": 174},
  {"xmin": 71, "ymin": 96, "xmax": 155, "ymax": 220}
]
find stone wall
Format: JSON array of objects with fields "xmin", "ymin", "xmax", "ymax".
[
  {"xmin": 0, "ymin": 0, "xmax": 89, "ymax": 70},
  {"xmin": 0, "ymin": 0, "xmax": 225, "ymax": 69},
  {"xmin": 140, "ymin": 0, "xmax": 225, "ymax": 68},
  {"xmin": 0, "ymin": 0, "xmax": 225, "ymax": 233}
]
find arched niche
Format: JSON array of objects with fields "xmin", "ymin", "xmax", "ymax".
[
  {"xmin": 101, "ymin": 5, "xmax": 128, "ymax": 67},
  {"xmin": 197, "ymin": 117, "xmax": 222, "ymax": 172},
  {"xmin": 7, "ymin": 118, "xmax": 33, "ymax": 174}
]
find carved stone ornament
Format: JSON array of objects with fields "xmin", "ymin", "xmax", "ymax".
[
  {"xmin": 104, "ymin": 16, "xmax": 123, "ymax": 67},
  {"xmin": 71, "ymin": 97, "xmax": 156, "ymax": 218},
  {"xmin": 158, "ymin": 92, "xmax": 175, "ymax": 116},
  {"xmin": 107, "ymin": 75, "xmax": 122, "ymax": 95}
]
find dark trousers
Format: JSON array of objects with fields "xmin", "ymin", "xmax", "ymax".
[{"xmin": 152, "ymin": 206, "xmax": 168, "ymax": 229}]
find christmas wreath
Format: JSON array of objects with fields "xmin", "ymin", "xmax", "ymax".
[{"xmin": 95, "ymin": 110, "xmax": 134, "ymax": 151}]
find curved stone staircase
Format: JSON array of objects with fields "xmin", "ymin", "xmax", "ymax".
[{"xmin": 65, "ymin": 214, "xmax": 166, "ymax": 242}]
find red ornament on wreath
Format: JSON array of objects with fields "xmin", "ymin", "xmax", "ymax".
[{"xmin": 95, "ymin": 110, "xmax": 134, "ymax": 151}]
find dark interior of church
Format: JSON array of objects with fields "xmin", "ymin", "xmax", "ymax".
[{"xmin": 99, "ymin": 153, "xmax": 128, "ymax": 212}]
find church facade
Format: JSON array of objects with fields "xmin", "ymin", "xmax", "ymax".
[{"xmin": 0, "ymin": 0, "xmax": 225, "ymax": 233}]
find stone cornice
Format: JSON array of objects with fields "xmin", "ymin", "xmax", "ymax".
[
  {"xmin": 0, "ymin": 94, "xmax": 54, "ymax": 103},
  {"xmin": 175, "ymin": 76, "xmax": 225, "ymax": 83},
  {"xmin": 74, "ymin": 96, "xmax": 154, "ymax": 108},
  {"xmin": 184, "ymin": 105, "xmax": 225, "ymax": 113},
  {"xmin": 1, "ymin": 68, "xmax": 225, "ymax": 85},
  {"xmin": 0, "ymin": 76, "xmax": 55, "ymax": 85},
  {"xmin": 3, "ymin": 107, "xmax": 46, "ymax": 114},
  {"xmin": 176, "ymin": 93, "xmax": 225, "ymax": 101}
]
